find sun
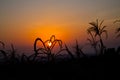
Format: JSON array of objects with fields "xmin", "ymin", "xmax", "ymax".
[{"xmin": 48, "ymin": 41, "xmax": 52, "ymax": 47}]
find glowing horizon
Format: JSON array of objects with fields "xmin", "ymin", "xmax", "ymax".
[{"xmin": 0, "ymin": 0, "xmax": 120, "ymax": 53}]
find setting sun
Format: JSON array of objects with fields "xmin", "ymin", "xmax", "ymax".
[{"xmin": 48, "ymin": 41, "xmax": 52, "ymax": 47}]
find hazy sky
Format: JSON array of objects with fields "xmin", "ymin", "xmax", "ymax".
[{"xmin": 0, "ymin": 0, "xmax": 120, "ymax": 52}]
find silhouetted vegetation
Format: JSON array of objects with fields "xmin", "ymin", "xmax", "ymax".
[
  {"xmin": 33, "ymin": 35, "xmax": 64, "ymax": 62},
  {"xmin": 74, "ymin": 40, "xmax": 87, "ymax": 58},
  {"xmin": 87, "ymin": 28, "xmax": 99, "ymax": 55},
  {"xmin": 87, "ymin": 19, "xmax": 108, "ymax": 55},
  {"xmin": 0, "ymin": 19, "xmax": 120, "ymax": 64},
  {"xmin": 0, "ymin": 19, "xmax": 120, "ymax": 80}
]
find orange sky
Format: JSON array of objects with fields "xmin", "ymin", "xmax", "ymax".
[{"xmin": 0, "ymin": 0, "xmax": 120, "ymax": 52}]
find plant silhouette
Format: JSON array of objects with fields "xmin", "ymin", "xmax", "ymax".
[
  {"xmin": 0, "ymin": 19, "xmax": 120, "ymax": 64},
  {"xmin": 8, "ymin": 44, "xmax": 19, "ymax": 63},
  {"xmin": 87, "ymin": 19, "xmax": 108, "ymax": 54},
  {"xmin": 74, "ymin": 40, "xmax": 86, "ymax": 58},
  {"xmin": 87, "ymin": 29, "xmax": 99, "ymax": 55},
  {"xmin": 34, "ymin": 35, "xmax": 63, "ymax": 61},
  {"xmin": 0, "ymin": 41, "xmax": 7, "ymax": 63},
  {"xmin": 64, "ymin": 44, "xmax": 75, "ymax": 60},
  {"xmin": 0, "ymin": 42, "xmax": 20, "ymax": 64}
]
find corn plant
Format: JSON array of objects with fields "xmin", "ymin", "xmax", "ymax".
[
  {"xmin": 87, "ymin": 30, "xmax": 99, "ymax": 55},
  {"xmin": 34, "ymin": 35, "xmax": 63, "ymax": 61},
  {"xmin": 87, "ymin": 19, "xmax": 108, "ymax": 54}
]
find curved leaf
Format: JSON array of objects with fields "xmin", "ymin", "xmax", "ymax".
[
  {"xmin": 99, "ymin": 20, "xmax": 104, "ymax": 28},
  {"xmin": 34, "ymin": 38, "xmax": 46, "ymax": 54},
  {"xmin": 89, "ymin": 22, "xmax": 97, "ymax": 28},
  {"xmin": 101, "ymin": 26, "xmax": 107, "ymax": 32},
  {"xmin": 50, "ymin": 35, "xmax": 55, "ymax": 42}
]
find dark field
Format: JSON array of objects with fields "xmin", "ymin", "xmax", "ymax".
[{"xmin": 0, "ymin": 52, "xmax": 120, "ymax": 80}]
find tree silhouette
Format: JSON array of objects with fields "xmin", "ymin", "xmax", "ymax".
[
  {"xmin": 114, "ymin": 19, "xmax": 120, "ymax": 38},
  {"xmin": 87, "ymin": 19, "xmax": 108, "ymax": 54}
]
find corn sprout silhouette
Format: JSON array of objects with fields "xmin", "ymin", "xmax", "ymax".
[{"xmin": 34, "ymin": 35, "xmax": 63, "ymax": 61}]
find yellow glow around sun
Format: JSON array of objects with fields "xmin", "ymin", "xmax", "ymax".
[
  {"xmin": 30, "ymin": 25, "xmax": 69, "ymax": 41},
  {"xmin": 24, "ymin": 24, "xmax": 85, "ymax": 46}
]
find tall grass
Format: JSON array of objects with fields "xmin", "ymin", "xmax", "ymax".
[
  {"xmin": 8, "ymin": 44, "xmax": 20, "ymax": 63},
  {"xmin": 74, "ymin": 40, "xmax": 86, "ymax": 58},
  {"xmin": 64, "ymin": 44, "xmax": 75, "ymax": 60},
  {"xmin": 0, "ymin": 42, "xmax": 19, "ymax": 64},
  {"xmin": 0, "ymin": 41, "xmax": 7, "ymax": 63}
]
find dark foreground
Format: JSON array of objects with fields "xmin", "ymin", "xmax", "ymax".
[{"xmin": 0, "ymin": 55, "xmax": 120, "ymax": 80}]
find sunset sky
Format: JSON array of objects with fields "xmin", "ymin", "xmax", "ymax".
[{"xmin": 0, "ymin": 0, "xmax": 120, "ymax": 53}]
